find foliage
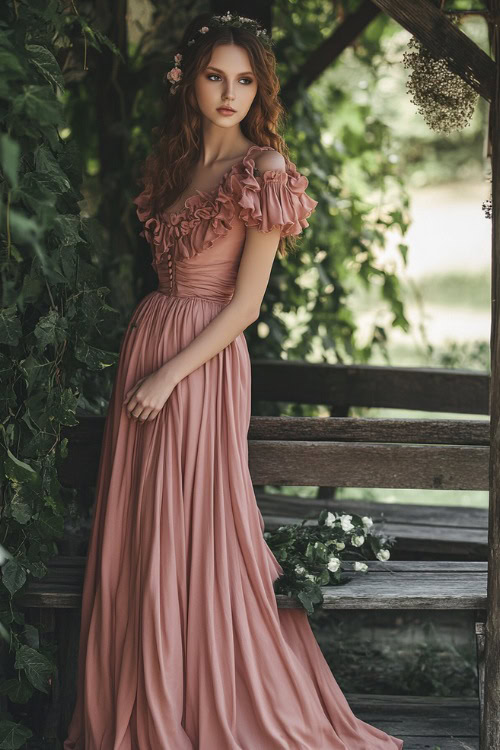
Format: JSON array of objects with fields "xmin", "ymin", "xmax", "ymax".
[
  {"xmin": 264, "ymin": 508, "xmax": 396, "ymax": 615},
  {"xmin": 0, "ymin": 1, "xmax": 120, "ymax": 745}
]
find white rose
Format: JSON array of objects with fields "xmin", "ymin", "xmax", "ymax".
[
  {"xmin": 295, "ymin": 564, "xmax": 306, "ymax": 575},
  {"xmin": 362, "ymin": 516, "xmax": 374, "ymax": 529},
  {"xmin": 335, "ymin": 541, "xmax": 345, "ymax": 550},
  {"xmin": 354, "ymin": 561, "xmax": 368, "ymax": 572},
  {"xmin": 305, "ymin": 574, "xmax": 316, "ymax": 582},
  {"xmin": 324, "ymin": 511, "xmax": 336, "ymax": 527},
  {"xmin": 327, "ymin": 556, "xmax": 341, "ymax": 573},
  {"xmin": 376, "ymin": 548, "xmax": 391, "ymax": 561},
  {"xmin": 351, "ymin": 535, "xmax": 365, "ymax": 547},
  {"xmin": 340, "ymin": 514, "xmax": 354, "ymax": 532}
]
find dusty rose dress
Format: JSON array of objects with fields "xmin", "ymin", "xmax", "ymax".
[{"xmin": 64, "ymin": 143, "xmax": 404, "ymax": 750}]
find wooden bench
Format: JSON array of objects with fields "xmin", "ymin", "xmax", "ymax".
[
  {"xmin": 18, "ymin": 558, "xmax": 485, "ymax": 749},
  {"xmin": 249, "ymin": 361, "xmax": 489, "ymax": 562},
  {"xmin": 18, "ymin": 362, "xmax": 490, "ymax": 747}
]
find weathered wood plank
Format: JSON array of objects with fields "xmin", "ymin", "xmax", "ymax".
[
  {"xmin": 248, "ymin": 441, "xmax": 489, "ymax": 490},
  {"xmin": 347, "ymin": 694, "xmax": 479, "ymax": 748},
  {"xmin": 250, "ymin": 361, "xmax": 489, "ymax": 413},
  {"xmin": 255, "ymin": 494, "xmax": 489, "ymax": 558},
  {"xmin": 59, "ymin": 420, "xmax": 490, "ymax": 489},
  {"xmin": 248, "ymin": 416, "xmax": 490, "ymax": 444},
  {"xmin": 16, "ymin": 559, "xmax": 487, "ymax": 611},
  {"xmin": 256, "ymin": 493, "xmax": 488, "ymax": 529},
  {"xmin": 482, "ymin": 0, "xmax": 500, "ymax": 745},
  {"xmin": 367, "ymin": 0, "xmax": 495, "ymax": 101}
]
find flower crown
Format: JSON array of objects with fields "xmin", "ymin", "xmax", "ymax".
[{"xmin": 164, "ymin": 11, "xmax": 273, "ymax": 95}]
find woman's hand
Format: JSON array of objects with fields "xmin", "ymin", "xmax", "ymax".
[{"xmin": 123, "ymin": 367, "xmax": 177, "ymax": 423}]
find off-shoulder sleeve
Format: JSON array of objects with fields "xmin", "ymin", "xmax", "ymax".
[{"xmin": 235, "ymin": 158, "xmax": 318, "ymax": 237}]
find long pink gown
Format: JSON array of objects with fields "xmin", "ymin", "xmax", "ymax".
[{"xmin": 64, "ymin": 143, "xmax": 404, "ymax": 749}]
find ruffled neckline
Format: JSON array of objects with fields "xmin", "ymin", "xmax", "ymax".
[
  {"xmin": 159, "ymin": 143, "xmax": 275, "ymax": 224},
  {"xmin": 133, "ymin": 143, "xmax": 315, "ymax": 267}
]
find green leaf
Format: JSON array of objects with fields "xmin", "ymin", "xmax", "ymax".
[
  {"xmin": 33, "ymin": 508, "xmax": 64, "ymax": 540},
  {"xmin": 34, "ymin": 309, "xmax": 68, "ymax": 351},
  {"xmin": 15, "ymin": 171, "xmax": 59, "ymax": 216},
  {"xmin": 52, "ymin": 214, "xmax": 85, "ymax": 246},
  {"xmin": 0, "ymin": 307, "xmax": 22, "ymax": 346},
  {"xmin": 1, "ymin": 559, "xmax": 26, "ymax": 596},
  {"xmin": 297, "ymin": 590, "xmax": 314, "ymax": 615},
  {"xmin": 74, "ymin": 339, "xmax": 118, "ymax": 370},
  {"xmin": 5, "ymin": 448, "xmax": 38, "ymax": 484},
  {"xmin": 26, "ymin": 44, "xmax": 65, "ymax": 93},
  {"xmin": 33, "ymin": 143, "xmax": 71, "ymax": 192},
  {"xmin": 14, "ymin": 644, "xmax": 53, "ymax": 694},
  {"xmin": 0, "ymin": 134, "xmax": 20, "ymax": 188},
  {"xmin": 0, "ymin": 719, "xmax": 33, "ymax": 750},
  {"xmin": 0, "ymin": 677, "xmax": 34, "ymax": 704},
  {"xmin": 12, "ymin": 85, "xmax": 63, "ymax": 127}
]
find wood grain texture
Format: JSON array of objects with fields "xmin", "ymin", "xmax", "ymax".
[
  {"xmin": 347, "ymin": 694, "xmax": 479, "ymax": 749},
  {"xmin": 250, "ymin": 361, "xmax": 489, "ymax": 413},
  {"xmin": 482, "ymin": 1, "xmax": 500, "ymax": 746},
  {"xmin": 16, "ymin": 558, "xmax": 487, "ymax": 611},
  {"xmin": 368, "ymin": 0, "xmax": 495, "ymax": 101},
  {"xmin": 255, "ymin": 493, "xmax": 488, "ymax": 559},
  {"xmin": 248, "ymin": 441, "xmax": 489, "ymax": 489}
]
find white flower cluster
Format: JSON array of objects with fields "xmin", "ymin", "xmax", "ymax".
[{"xmin": 323, "ymin": 511, "xmax": 391, "ymax": 563}]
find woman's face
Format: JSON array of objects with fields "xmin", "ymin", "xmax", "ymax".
[{"xmin": 194, "ymin": 43, "xmax": 258, "ymax": 128}]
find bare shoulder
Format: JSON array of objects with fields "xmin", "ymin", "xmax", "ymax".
[{"xmin": 254, "ymin": 149, "xmax": 287, "ymax": 174}]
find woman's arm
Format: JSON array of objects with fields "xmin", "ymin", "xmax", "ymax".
[
  {"xmin": 161, "ymin": 221, "xmax": 281, "ymax": 388},
  {"xmin": 124, "ymin": 150, "xmax": 287, "ymax": 421},
  {"xmin": 161, "ymin": 149, "xmax": 288, "ymax": 388}
]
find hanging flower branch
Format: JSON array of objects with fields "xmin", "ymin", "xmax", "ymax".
[{"xmin": 402, "ymin": 15, "xmax": 479, "ymax": 135}]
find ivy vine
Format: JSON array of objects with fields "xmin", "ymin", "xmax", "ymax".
[{"xmin": 0, "ymin": 2, "xmax": 120, "ymax": 747}]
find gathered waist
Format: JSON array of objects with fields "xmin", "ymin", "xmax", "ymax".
[{"xmin": 155, "ymin": 288, "xmax": 233, "ymax": 305}]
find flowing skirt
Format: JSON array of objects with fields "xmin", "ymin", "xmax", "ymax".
[{"xmin": 64, "ymin": 290, "xmax": 404, "ymax": 750}]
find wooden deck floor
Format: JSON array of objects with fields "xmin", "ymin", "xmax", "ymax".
[{"xmin": 347, "ymin": 694, "xmax": 480, "ymax": 749}]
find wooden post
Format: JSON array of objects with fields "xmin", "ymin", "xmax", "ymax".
[{"xmin": 482, "ymin": 5, "xmax": 500, "ymax": 748}]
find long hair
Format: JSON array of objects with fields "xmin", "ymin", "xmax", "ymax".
[{"xmin": 136, "ymin": 12, "xmax": 296, "ymax": 257}]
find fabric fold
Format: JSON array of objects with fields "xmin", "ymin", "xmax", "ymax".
[{"xmin": 132, "ymin": 144, "xmax": 318, "ymax": 270}]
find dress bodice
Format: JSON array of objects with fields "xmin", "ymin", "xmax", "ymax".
[{"xmin": 133, "ymin": 144, "xmax": 318, "ymax": 302}]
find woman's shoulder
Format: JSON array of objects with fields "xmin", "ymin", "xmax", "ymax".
[{"xmin": 252, "ymin": 147, "xmax": 286, "ymax": 174}]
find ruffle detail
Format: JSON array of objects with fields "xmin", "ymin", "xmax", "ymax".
[
  {"xmin": 132, "ymin": 186, "xmax": 171, "ymax": 269},
  {"xmin": 230, "ymin": 152, "xmax": 318, "ymax": 236},
  {"xmin": 132, "ymin": 145, "xmax": 318, "ymax": 269}
]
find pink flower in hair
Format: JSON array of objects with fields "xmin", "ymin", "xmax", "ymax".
[{"xmin": 167, "ymin": 67, "xmax": 182, "ymax": 83}]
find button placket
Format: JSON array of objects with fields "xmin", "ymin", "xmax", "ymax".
[{"xmin": 166, "ymin": 246, "xmax": 174, "ymax": 293}]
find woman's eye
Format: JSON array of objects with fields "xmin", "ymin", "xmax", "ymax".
[{"xmin": 207, "ymin": 74, "xmax": 253, "ymax": 85}]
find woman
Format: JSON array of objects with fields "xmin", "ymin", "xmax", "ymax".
[{"xmin": 64, "ymin": 10, "xmax": 404, "ymax": 749}]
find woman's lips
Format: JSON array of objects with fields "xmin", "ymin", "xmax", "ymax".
[{"xmin": 217, "ymin": 107, "xmax": 236, "ymax": 115}]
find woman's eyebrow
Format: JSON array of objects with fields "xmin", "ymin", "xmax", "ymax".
[{"xmin": 206, "ymin": 66, "xmax": 254, "ymax": 76}]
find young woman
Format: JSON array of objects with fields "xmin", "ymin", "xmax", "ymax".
[{"xmin": 64, "ymin": 11, "xmax": 404, "ymax": 750}]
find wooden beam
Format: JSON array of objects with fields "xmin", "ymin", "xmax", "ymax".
[
  {"xmin": 280, "ymin": 0, "xmax": 381, "ymax": 107},
  {"xmin": 482, "ymin": 0, "xmax": 500, "ymax": 746},
  {"xmin": 250, "ymin": 361, "xmax": 489, "ymax": 414},
  {"xmin": 369, "ymin": 0, "xmax": 495, "ymax": 101}
]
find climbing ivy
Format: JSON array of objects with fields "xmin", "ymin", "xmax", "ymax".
[{"xmin": 0, "ymin": 2, "xmax": 120, "ymax": 747}]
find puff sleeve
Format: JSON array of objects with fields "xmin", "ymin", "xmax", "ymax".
[{"xmin": 235, "ymin": 158, "xmax": 318, "ymax": 237}]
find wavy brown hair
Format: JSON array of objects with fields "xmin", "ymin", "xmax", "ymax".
[{"xmin": 135, "ymin": 11, "xmax": 299, "ymax": 258}]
